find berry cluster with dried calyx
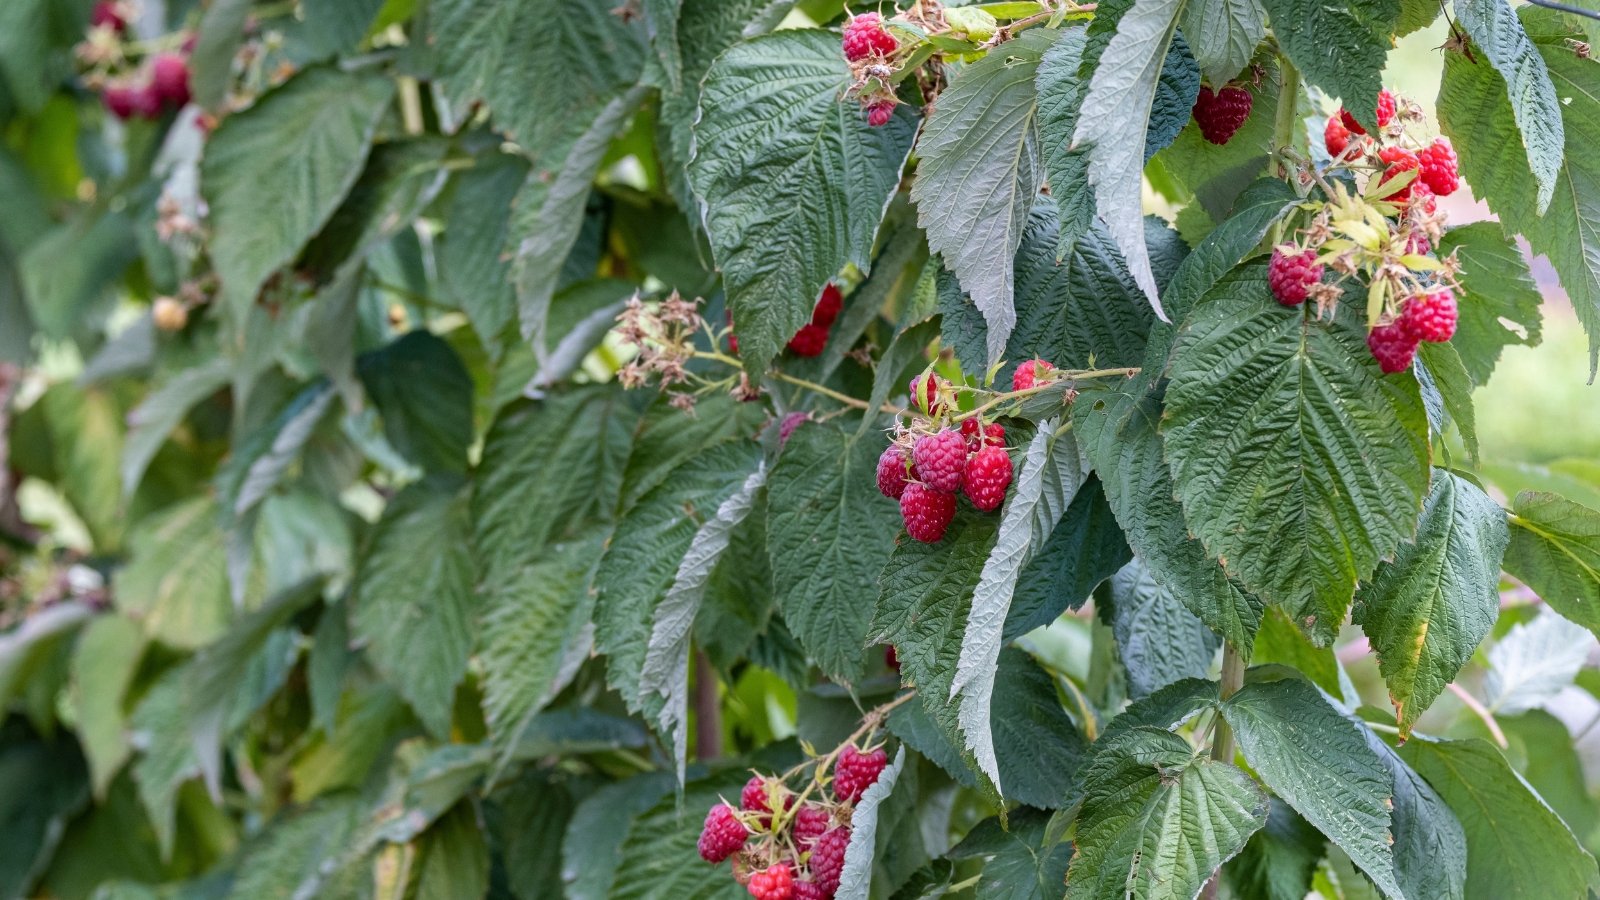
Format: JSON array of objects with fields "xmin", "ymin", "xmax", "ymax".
[
  {"xmin": 697, "ymin": 695, "xmax": 910, "ymax": 900},
  {"xmin": 1279, "ymin": 88, "xmax": 1463, "ymax": 373},
  {"xmin": 77, "ymin": 10, "xmax": 195, "ymax": 122},
  {"xmin": 613, "ymin": 291, "xmax": 722, "ymax": 409}
]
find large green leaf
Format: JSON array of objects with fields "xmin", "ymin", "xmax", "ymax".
[
  {"xmin": 688, "ymin": 29, "xmax": 917, "ymax": 373},
  {"xmin": 768, "ymin": 425, "xmax": 902, "ymax": 683},
  {"xmin": 911, "ymin": 29, "xmax": 1057, "ymax": 367},
  {"xmin": 1073, "ymin": 373, "xmax": 1264, "ymax": 652},
  {"xmin": 69, "ymin": 614, "xmax": 145, "ymax": 799},
  {"xmin": 356, "ymin": 331, "xmax": 474, "ymax": 475},
  {"xmin": 1222, "ymin": 678, "xmax": 1401, "ymax": 897},
  {"xmin": 1359, "ymin": 726, "xmax": 1468, "ymax": 900},
  {"xmin": 1453, "ymin": 0, "xmax": 1565, "ymax": 212},
  {"xmin": 1438, "ymin": 9, "xmax": 1600, "ymax": 374},
  {"xmin": 0, "ymin": 724, "xmax": 89, "ymax": 899},
  {"xmin": 954, "ymin": 423, "xmax": 1089, "ymax": 789},
  {"xmin": 1005, "ymin": 476, "xmax": 1133, "ymax": 640},
  {"xmin": 1353, "ymin": 471, "xmax": 1507, "ymax": 737},
  {"xmin": 1036, "ymin": 26, "xmax": 1097, "ymax": 261},
  {"xmin": 1401, "ymin": 737, "xmax": 1599, "ymax": 900},
  {"xmin": 113, "ymin": 497, "xmax": 231, "ymax": 649},
  {"xmin": 1067, "ymin": 727, "xmax": 1268, "ymax": 899},
  {"xmin": 607, "ymin": 771, "xmax": 750, "ymax": 900},
  {"xmin": 1502, "ymin": 492, "xmax": 1600, "ymax": 639},
  {"xmin": 121, "ymin": 359, "xmax": 231, "ymax": 499},
  {"xmin": 350, "ymin": 478, "xmax": 476, "ymax": 738},
  {"xmin": 202, "ymin": 67, "xmax": 394, "ymax": 317},
  {"xmin": 1434, "ymin": 222, "xmax": 1542, "ymax": 386},
  {"xmin": 190, "ymin": 0, "xmax": 251, "ymax": 113},
  {"xmin": 1258, "ymin": 0, "xmax": 1397, "ymax": 132},
  {"xmin": 947, "ymin": 808, "xmax": 1073, "ymax": 900},
  {"xmin": 413, "ymin": 801, "xmax": 490, "ymax": 900},
  {"xmin": 1108, "ymin": 557, "xmax": 1221, "ymax": 698},
  {"xmin": 1222, "ymin": 799, "xmax": 1325, "ymax": 900},
  {"xmin": 619, "ymin": 392, "xmax": 767, "ymax": 514},
  {"xmin": 1162, "ymin": 267, "xmax": 1431, "ymax": 643},
  {"xmin": 1183, "ymin": 0, "xmax": 1267, "ymax": 85},
  {"xmin": 222, "ymin": 797, "xmax": 365, "ymax": 900},
  {"xmin": 435, "ymin": 152, "xmax": 528, "ymax": 345},
  {"xmin": 1073, "ymin": 0, "xmax": 1188, "ymax": 318}
]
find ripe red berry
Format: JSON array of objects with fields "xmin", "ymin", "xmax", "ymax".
[
  {"xmin": 1339, "ymin": 88, "xmax": 1395, "ymax": 136},
  {"xmin": 885, "ymin": 645, "xmax": 899, "ymax": 671},
  {"xmin": 741, "ymin": 776, "xmax": 772, "ymax": 814},
  {"xmin": 91, "ymin": 0, "xmax": 126, "ymax": 31},
  {"xmin": 1408, "ymin": 181, "xmax": 1439, "ymax": 217},
  {"xmin": 908, "ymin": 373, "xmax": 947, "ymax": 415},
  {"xmin": 1377, "ymin": 145, "xmax": 1420, "ymax": 202},
  {"xmin": 866, "ymin": 100, "xmax": 896, "ymax": 128},
  {"xmin": 1367, "ymin": 323, "xmax": 1420, "ymax": 374},
  {"xmin": 876, "ymin": 445, "xmax": 911, "ymax": 499},
  {"xmin": 912, "ymin": 430, "xmax": 966, "ymax": 493},
  {"xmin": 963, "ymin": 445, "xmax": 1013, "ymax": 512},
  {"xmin": 1324, "ymin": 114, "xmax": 1352, "ymax": 158},
  {"xmin": 793, "ymin": 804, "xmax": 830, "ymax": 847},
  {"xmin": 1399, "ymin": 289, "xmax": 1458, "ymax": 343},
  {"xmin": 842, "ymin": 12, "xmax": 898, "ymax": 61},
  {"xmin": 1191, "ymin": 85, "xmax": 1253, "ymax": 145},
  {"xmin": 102, "ymin": 83, "xmax": 140, "ymax": 120},
  {"xmin": 813, "ymin": 284, "xmax": 843, "ymax": 328},
  {"xmin": 834, "ymin": 746, "xmax": 888, "ymax": 803},
  {"xmin": 1267, "ymin": 248, "xmax": 1323, "ymax": 307},
  {"xmin": 1417, "ymin": 137, "xmax": 1459, "ymax": 196},
  {"xmin": 793, "ymin": 881, "xmax": 828, "ymax": 900},
  {"xmin": 1011, "ymin": 358, "xmax": 1054, "ymax": 391},
  {"xmin": 698, "ymin": 803, "xmax": 749, "ymax": 862},
  {"xmin": 900, "ymin": 483, "xmax": 956, "ymax": 543},
  {"xmin": 786, "ymin": 323, "xmax": 829, "ymax": 356},
  {"xmin": 151, "ymin": 53, "xmax": 191, "ymax": 108},
  {"xmin": 810, "ymin": 827, "xmax": 852, "ymax": 895},
  {"xmin": 748, "ymin": 863, "xmax": 795, "ymax": 900},
  {"xmin": 960, "ymin": 418, "xmax": 1005, "ymax": 451}
]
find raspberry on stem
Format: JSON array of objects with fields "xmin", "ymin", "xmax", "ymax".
[
  {"xmin": 1191, "ymin": 85, "xmax": 1253, "ymax": 145},
  {"xmin": 1377, "ymin": 146, "xmax": 1420, "ymax": 202},
  {"xmin": 834, "ymin": 746, "xmax": 888, "ymax": 802},
  {"xmin": 876, "ymin": 445, "xmax": 911, "ymax": 499},
  {"xmin": 1267, "ymin": 248, "xmax": 1323, "ymax": 307},
  {"xmin": 1012, "ymin": 358, "xmax": 1054, "ymax": 391},
  {"xmin": 900, "ymin": 483, "xmax": 955, "ymax": 543},
  {"xmin": 151, "ymin": 53, "xmax": 191, "ymax": 108},
  {"xmin": 793, "ymin": 804, "xmax": 829, "ymax": 847},
  {"xmin": 698, "ymin": 803, "xmax": 749, "ymax": 862},
  {"xmin": 1339, "ymin": 88, "xmax": 1395, "ymax": 135},
  {"xmin": 809, "ymin": 827, "xmax": 852, "ymax": 895},
  {"xmin": 963, "ymin": 445, "xmax": 1013, "ymax": 512},
  {"xmin": 911, "ymin": 430, "xmax": 966, "ymax": 493},
  {"xmin": 842, "ymin": 11, "xmax": 898, "ymax": 61},
  {"xmin": 960, "ymin": 418, "xmax": 1004, "ymax": 451},
  {"xmin": 1324, "ymin": 114, "xmax": 1352, "ymax": 158},
  {"xmin": 748, "ymin": 863, "xmax": 795, "ymax": 900},
  {"xmin": 1399, "ymin": 289, "xmax": 1457, "ymax": 343},
  {"xmin": 1367, "ymin": 323, "xmax": 1420, "ymax": 374},
  {"xmin": 866, "ymin": 100, "xmax": 896, "ymax": 127},
  {"xmin": 1417, "ymin": 137, "xmax": 1459, "ymax": 196}
]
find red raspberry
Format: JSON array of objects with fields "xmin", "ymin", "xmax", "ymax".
[
  {"xmin": 834, "ymin": 746, "xmax": 888, "ymax": 803},
  {"xmin": 793, "ymin": 882, "xmax": 828, "ymax": 900},
  {"xmin": 885, "ymin": 645, "xmax": 899, "ymax": 671},
  {"xmin": 960, "ymin": 418, "xmax": 1005, "ymax": 451},
  {"xmin": 842, "ymin": 12, "xmax": 898, "ymax": 61},
  {"xmin": 1377, "ymin": 146, "xmax": 1420, "ymax": 202},
  {"xmin": 1324, "ymin": 114, "xmax": 1352, "ymax": 158},
  {"xmin": 1267, "ymin": 248, "xmax": 1323, "ymax": 306},
  {"xmin": 151, "ymin": 53, "xmax": 191, "ymax": 108},
  {"xmin": 102, "ymin": 83, "xmax": 140, "ymax": 120},
  {"xmin": 793, "ymin": 804, "xmax": 830, "ymax": 847},
  {"xmin": 1191, "ymin": 85, "xmax": 1253, "ymax": 145},
  {"xmin": 912, "ymin": 430, "xmax": 966, "ymax": 492},
  {"xmin": 963, "ymin": 445, "xmax": 1013, "ymax": 512},
  {"xmin": 908, "ymin": 373, "xmax": 947, "ymax": 415},
  {"xmin": 786, "ymin": 323, "xmax": 829, "ymax": 356},
  {"xmin": 1405, "ymin": 230, "xmax": 1431, "ymax": 256},
  {"xmin": 1011, "ymin": 358, "xmax": 1054, "ymax": 391},
  {"xmin": 867, "ymin": 100, "xmax": 896, "ymax": 127},
  {"xmin": 1367, "ymin": 323, "xmax": 1420, "ymax": 374},
  {"xmin": 810, "ymin": 827, "xmax": 852, "ymax": 895},
  {"xmin": 1417, "ymin": 137, "xmax": 1459, "ymax": 196},
  {"xmin": 725, "ymin": 311, "xmax": 739, "ymax": 355},
  {"xmin": 876, "ymin": 445, "xmax": 910, "ymax": 499},
  {"xmin": 1339, "ymin": 88, "xmax": 1395, "ymax": 136},
  {"xmin": 900, "ymin": 483, "xmax": 956, "ymax": 543},
  {"xmin": 1408, "ymin": 181, "xmax": 1438, "ymax": 217},
  {"xmin": 698, "ymin": 803, "xmax": 749, "ymax": 862},
  {"xmin": 749, "ymin": 863, "xmax": 795, "ymax": 900},
  {"xmin": 91, "ymin": 0, "xmax": 126, "ymax": 31},
  {"xmin": 813, "ymin": 284, "xmax": 843, "ymax": 328},
  {"xmin": 1399, "ymin": 289, "xmax": 1457, "ymax": 343}
]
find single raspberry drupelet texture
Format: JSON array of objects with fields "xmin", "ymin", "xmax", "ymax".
[
  {"xmin": 963, "ymin": 445, "xmax": 1013, "ymax": 512},
  {"xmin": 151, "ymin": 53, "xmax": 191, "ymax": 107},
  {"xmin": 787, "ymin": 323, "xmax": 829, "ymax": 356},
  {"xmin": 810, "ymin": 827, "xmax": 852, "ymax": 895},
  {"xmin": 1339, "ymin": 88, "xmax": 1395, "ymax": 136},
  {"xmin": 842, "ymin": 12, "xmax": 898, "ymax": 61},
  {"xmin": 1367, "ymin": 323, "xmax": 1420, "ymax": 374},
  {"xmin": 1267, "ymin": 248, "xmax": 1323, "ymax": 307},
  {"xmin": 876, "ymin": 445, "xmax": 910, "ymax": 499},
  {"xmin": 960, "ymin": 418, "xmax": 1005, "ymax": 450},
  {"xmin": 1400, "ymin": 289, "xmax": 1458, "ymax": 343},
  {"xmin": 912, "ymin": 430, "xmax": 966, "ymax": 492},
  {"xmin": 909, "ymin": 373, "xmax": 947, "ymax": 415},
  {"xmin": 749, "ymin": 863, "xmax": 795, "ymax": 900},
  {"xmin": 1417, "ymin": 137, "xmax": 1459, "ymax": 196},
  {"xmin": 1324, "ymin": 114, "xmax": 1352, "ymax": 157},
  {"xmin": 1377, "ymin": 146, "xmax": 1420, "ymax": 202},
  {"xmin": 1192, "ymin": 85, "xmax": 1253, "ymax": 145},
  {"xmin": 741, "ymin": 776, "xmax": 772, "ymax": 814},
  {"xmin": 698, "ymin": 803, "xmax": 749, "ymax": 862},
  {"xmin": 1012, "ymin": 358, "xmax": 1055, "ymax": 391},
  {"xmin": 793, "ymin": 804, "xmax": 830, "ymax": 847},
  {"xmin": 793, "ymin": 881, "xmax": 829, "ymax": 900},
  {"xmin": 866, "ymin": 100, "xmax": 896, "ymax": 127},
  {"xmin": 900, "ymin": 484, "xmax": 956, "ymax": 543},
  {"xmin": 834, "ymin": 746, "xmax": 889, "ymax": 803}
]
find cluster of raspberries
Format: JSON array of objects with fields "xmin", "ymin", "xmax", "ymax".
[
  {"xmin": 89, "ymin": 2, "xmax": 194, "ymax": 121},
  {"xmin": 841, "ymin": 12, "xmax": 900, "ymax": 127},
  {"xmin": 728, "ymin": 285, "xmax": 844, "ymax": 359},
  {"xmin": 697, "ymin": 746, "xmax": 890, "ymax": 900},
  {"xmin": 874, "ymin": 361, "xmax": 1054, "ymax": 542},
  {"xmin": 1267, "ymin": 88, "xmax": 1461, "ymax": 374}
]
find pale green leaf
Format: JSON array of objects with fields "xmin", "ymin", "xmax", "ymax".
[
  {"xmin": 223, "ymin": 797, "xmax": 365, "ymax": 900},
  {"xmin": 113, "ymin": 497, "xmax": 231, "ymax": 649},
  {"xmin": 69, "ymin": 614, "xmax": 145, "ymax": 799},
  {"xmin": 413, "ymin": 802, "xmax": 490, "ymax": 900},
  {"xmin": 1036, "ymin": 26, "xmax": 1097, "ymax": 260},
  {"xmin": 121, "ymin": 358, "xmax": 231, "ymax": 499},
  {"xmin": 1484, "ymin": 607, "xmax": 1592, "ymax": 714},
  {"xmin": 1454, "ymin": 0, "xmax": 1565, "ymax": 212},
  {"xmin": 1503, "ymin": 492, "xmax": 1600, "ymax": 639},
  {"xmin": 190, "ymin": 0, "xmax": 251, "ymax": 113}
]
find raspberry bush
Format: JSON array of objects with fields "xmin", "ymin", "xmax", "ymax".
[{"xmin": 1, "ymin": 0, "xmax": 1598, "ymax": 898}]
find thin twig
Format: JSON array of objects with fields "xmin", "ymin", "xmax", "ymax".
[{"xmin": 1448, "ymin": 682, "xmax": 1508, "ymax": 748}]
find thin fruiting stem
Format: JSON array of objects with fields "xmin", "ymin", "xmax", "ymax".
[
  {"xmin": 1448, "ymin": 682, "xmax": 1509, "ymax": 748},
  {"xmin": 768, "ymin": 690, "xmax": 917, "ymax": 834},
  {"xmin": 949, "ymin": 367, "xmax": 1140, "ymax": 423}
]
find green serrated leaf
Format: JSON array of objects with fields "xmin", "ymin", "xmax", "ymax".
[
  {"xmin": 1416, "ymin": 341, "xmax": 1480, "ymax": 461},
  {"xmin": 1109, "ymin": 557, "xmax": 1221, "ymax": 698},
  {"xmin": 1503, "ymin": 493, "xmax": 1600, "ymax": 640},
  {"xmin": 912, "ymin": 29, "xmax": 1057, "ymax": 367},
  {"xmin": 357, "ymin": 331, "xmax": 474, "ymax": 475},
  {"xmin": 1222, "ymin": 677, "xmax": 1401, "ymax": 898},
  {"xmin": 69, "ymin": 614, "xmax": 144, "ymax": 800},
  {"xmin": 1222, "ymin": 799, "xmax": 1325, "ymax": 900},
  {"xmin": 113, "ymin": 497, "xmax": 231, "ymax": 649},
  {"xmin": 1358, "ymin": 725, "xmax": 1468, "ymax": 900},
  {"xmin": 947, "ymin": 808, "xmax": 1072, "ymax": 900},
  {"xmin": 1259, "ymin": 0, "xmax": 1397, "ymax": 133},
  {"xmin": 608, "ymin": 771, "xmax": 752, "ymax": 900},
  {"xmin": 1067, "ymin": 726, "xmax": 1268, "ymax": 899},
  {"xmin": 1434, "ymin": 222, "xmax": 1543, "ymax": 386},
  {"xmin": 689, "ymin": 30, "xmax": 916, "ymax": 374},
  {"xmin": 121, "ymin": 358, "xmax": 232, "ymax": 499},
  {"xmin": 1353, "ymin": 471, "xmax": 1506, "ymax": 736},
  {"xmin": 203, "ymin": 68, "xmax": 394, "ymax": 318},
  {"xmin": 1183, "ymin": 0, "xmax": 1267, "ymax": 86},
  {"xmin": 1401, "ymin": 736, "xmax": 1599, "ymax": 900},
  {"xmin": 1161, "ymin": 266, "xmax": 1431, "ymax": 643}
]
